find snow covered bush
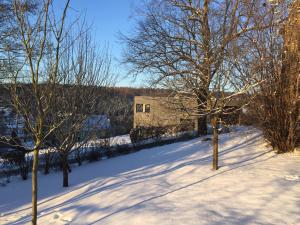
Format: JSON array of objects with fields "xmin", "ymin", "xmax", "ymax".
[
  {"xmin": 87, "ymin": 145, "xmax": 102, "ymax": 162},
  {"xmin": 129, "ymin": 126, "xmax": 168, "ymax": 144},
  {"xmin": 0, "ymin": 150, "xmax": 31, "ymax": 180}
]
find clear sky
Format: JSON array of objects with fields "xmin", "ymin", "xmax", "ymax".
[{"xmin": 67, "ymin": 0, "xmax": 144, "ymax": 87}]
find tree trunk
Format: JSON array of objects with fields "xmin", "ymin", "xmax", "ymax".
[
  {"xmin": 44, "ymin": 151, "xmax": 50, "ymax": 175},
  {"xmin": 212, "ymin": 116, "xmax": 219, "ymax": 170},
  {"xmin": 62, "ymin": 154, "xmax": 69, "ymax": 187},
  {"xmin": 76, "ymin": 150, "xmax": 82, "ymax": 166},
  {"xmin": 32, "ymin": 147, "xmax": 39, "ymax": 225},
  {"xmin": 196, "ymin": 90, "xmax": 208, "ymax": 136},
  {"xmin": 197, "ymin": 116, "xmax": 207, "ymax": 136}
]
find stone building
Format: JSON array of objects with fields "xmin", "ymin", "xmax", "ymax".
[
  {"xmin": 133, "ymin": 96, "xmax": 242, "ymax": 132},
  {"xmin": 133, "ymin": 96, "xmax": 198, "ymax": 131}
]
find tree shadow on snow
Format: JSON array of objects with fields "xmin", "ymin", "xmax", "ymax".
[{"xmin": 3, "ymin": 129, "xmax": 280, "ymax": 224}]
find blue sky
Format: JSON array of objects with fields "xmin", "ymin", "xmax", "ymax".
[{"xmin": 67, "ymin": 0, "xmax": 144, "ymax": 87}]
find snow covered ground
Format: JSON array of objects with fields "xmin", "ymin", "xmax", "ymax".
[{"xmin": 0, "ymin": 127, "xmax": 299, "ymax": 225}]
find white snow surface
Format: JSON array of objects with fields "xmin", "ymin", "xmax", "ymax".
[{"xmin": 0, "ymin": 127, "xmax": 299, "ymax": 225}]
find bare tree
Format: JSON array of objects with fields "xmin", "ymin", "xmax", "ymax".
[
  {"xmin": 122, "ymin": 0, "xmax": 273, "ymax": 169},
  {"xmin": 0, "ymin": 0, "xmax": 38, "ymax": 81},
  {"xmin": 238, "ymin": 0, "xmax": 299, "ymax": 153},
  {"xmin": 10, "ymin": 0, "xmax": 71, "ymax": 223},
  {"xmin": 47, "ymin": 31, "xmax": 115, "ymax": 187}
]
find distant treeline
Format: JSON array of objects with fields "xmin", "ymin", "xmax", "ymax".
[{"xmin": 0, "ymin": 84, "xmax": 170, "ymax": 136}]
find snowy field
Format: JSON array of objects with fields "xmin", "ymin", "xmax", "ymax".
[{"xmin": 0, "ymin": 127, "xmax": 299, "ymax": 225}]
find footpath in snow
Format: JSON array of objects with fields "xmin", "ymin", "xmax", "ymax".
[{"xmin": 0, "ymin": 127, "xmax": 299, "ymax": 225}]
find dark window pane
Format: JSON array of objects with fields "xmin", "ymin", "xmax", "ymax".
[
  {"xmin": 136, "ymin": 104, "xmax": 143, "ymax": 112},
  {"xmin": 145, "ymin": 104, "xmax": 150, "ymax": 113}
]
